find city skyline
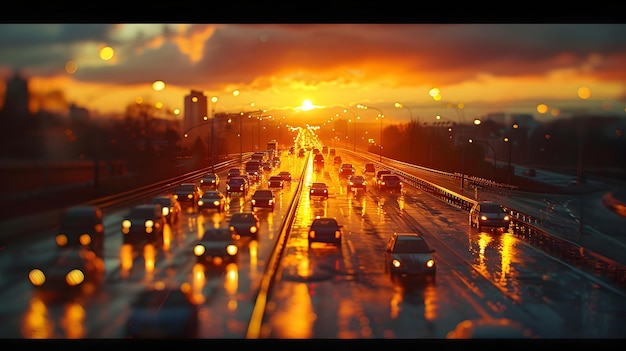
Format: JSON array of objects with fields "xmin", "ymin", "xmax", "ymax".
[{"xmin": 0, "ymin": 24, "xmax": 625, "ymax": 125}]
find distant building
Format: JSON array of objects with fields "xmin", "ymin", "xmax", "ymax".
[
  {"xmin": 183, "ymin": 90, "xmax": 207, "ymax": 134},
  {"xmin": 1, "ymin": 71, "xmax": 30, "ymax": 122}
]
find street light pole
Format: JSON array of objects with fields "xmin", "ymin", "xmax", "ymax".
[
  {"xmin": 209, "ymin": 96, "xmax": 218, "ymax": 173},
  {"xmin": 357, "ymin": 104, "xmax": 384, "ymax": 161},
  {"xmin": 429, "ymin": 88, "xmax": 466, "ymax": 189},
  {"xmin": 469, "ymin": 139, "xmax": 497, "ymax": 180}
]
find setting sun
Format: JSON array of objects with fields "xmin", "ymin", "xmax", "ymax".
[{"xmin": 301, "ymin": 99, "xmax": 314, "ymax": 111}]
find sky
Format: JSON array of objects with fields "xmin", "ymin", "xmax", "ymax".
[{"xmin": 1, "ymin": 23, "xmax": 625, "ymax": 125}]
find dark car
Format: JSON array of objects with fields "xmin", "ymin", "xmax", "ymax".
[
  {"xmin": 198, "ymin": 190, "xmax": 226, "ymax": 213},
  {"xmin": 226, "ymin": 176, "xmax": 248, "ymax": 196},
  {"xmin": 267, "ymin": 175, "xmax": 284, "ymax": 189},
  {"xmin": 375, "ymin": 170, "xmax": 392, "ymax": 186},
  {"xmin": 172, "ymin": 183, "xmax": 201, "ymax": 209},
  {"xmin": 55, "ymin": 205, "xmax": 104, "ymax": 255},
  {"xmin": 383, "ymin": 232, "xmax": 436, "ymax": 280},
  {"xmin": 29, "ymin": 249, "xmax": 105, "ymax": 301},
  {"xmin": 313, "ymin": 154, "xmax": 325, "ymax": 169},
  {"xmin": 278, "ymin": 171, "xmax": 292, "ymax": 182},
  {"xmin": 379, "ymin": 174, "xmax": 402, "ymax": 192},
  {"xmin": 251, "ymin": 189, "xmax": 276, "ymax": 211},
  {"xmin": 121, "ymin": 204, "xmax": 166, "ymax": 246},
  {"xmin": 262, "ymin": 161, "xmax": 273, "ymax": 172},
  {"xmin": 126, "ymin": 285, "xmax": 199, "ymax": 338},
  {"xmin": 329, "ymin": 148, "xmax": 336, "ymax": 157},
  {"xmin": 364, "ymin": 163, "xmax": 376, "ymax": 174},
  {"xmin": 338, "ymin": 163, "xmax": 355, "ymax": 178},
  {"xmin": 199, "ymin": 173, "xmax": 220, "ymax": 190},
  {"xmin": 226, "ymin": 167, "xmax": 242, "ymax": 178},
  {"xmin": 308, "ymin": 217, "xmax": 343, "ymax": 248},
  {"xmin": 347, "ymin": 175, "xmax": 367, "ymax": 191},
  {"xmin": 245, "ymin": 161, "xmax": 262, "ymax": 182},
  {"xmin": 333, "ymin": 155, "xmax": 342, "ymax": 165},
  {"xmin": 469, "ymin": 201, "xmax": 512, "ymax": 231},
  {"xmin": 228, "ymin": 212, "xmax": 260, "ymax": 239},
  {"xmin": 309, "ymin": 182, "xmax": 329, "ymax": 199},
  {"xmin": 193, "ymin": 227, "xmax": 239, "ymax": 267},
  {"xmin": 151, "ymin": 195, "xmax": 182, "ymax": 225}
]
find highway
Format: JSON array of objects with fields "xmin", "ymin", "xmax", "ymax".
[{"xmin": 1, "ymin": 135, "xmax": 626, "ymax": 338}]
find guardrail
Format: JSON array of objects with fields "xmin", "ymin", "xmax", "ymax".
[{"xmin": 341, "ymin": 148, "xmax": 626, "ymax": 288}]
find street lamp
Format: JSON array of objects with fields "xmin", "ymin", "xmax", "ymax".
[
  {"xmin": 357, "ymin": 104, "xmax": 384, "ymax": 162},
  {"xmin": 429, "ymin": 88, "xmax": 467, "ymax": 189},
  {"xmin": 469, "ymin": 139, "xmax": 497, "ymax": 180}
]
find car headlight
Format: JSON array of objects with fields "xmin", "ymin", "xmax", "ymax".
[
  {"xmin": 198, "ymin": 200, "xmax": 204, "ymax": 206},
  {"xmin": 162, "ymin": 207, "xmax": 170, "ymax": 216},
  {"xmin": 122, "ymin": 219, "xmax": 131, "ymax": 229},
  {"xmin": 392, "ymin": 259, "xmax": 402, "ymax": 268},
  {"xmin": 249, "ymin": 226, "xmax": 258, "ymax": 234},
  {"xmin": 193, "ymin": 244, "xmax": 206, "ymax": 257},
  {"xmin": 29, "ymin": 269, "xmax": 46, "ymax": 286},
  {"xmin": 426, "ymin": 259, "xmax": 435, "ymax": 268},
  {"xmin": 226, "ymin": 244, "xmax": 238, "ymax": 256},
  {"xmin": 213, "ymin": 200, "xmax": 221, "ymax": 206},
  {"xmin": 79, "ymin": 234, "xmax": 92, "ymax": 246},
  {"xmin": 66, "ymin": 269, "xmax": 85, "ymax": 286},
  {"xmin": 56, "ymin": 234, "xmax": 68, "ymax": 247}
]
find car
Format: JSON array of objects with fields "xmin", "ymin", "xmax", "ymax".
[
  {"xmin": 383, "ymin": 232, "xmax": 436, "ymax": 280},
  {"xmin": 329, "ymin": 148, "xmax": 336, "ymax": 157},
  {"xmin": 29, "ymin": 249, "xmax": 105, "ymax": 301},
  {"xmin": 322, "ymin": 146, "xmax": 329, "ymax": 154},
  {"xmin": 226, "ymin": 176, "xmax": 248, "ymax": 196},
  {"xmin": 55, "ymin": 205, "xmax": 104, "ymax": 256},
  {"xmin": 347, "ymin": 175, "xmax": 367, "ymax": 191},
  {"xmin": 379, "ymin": 174, "xmax": 402, "ymax": 192},
  {"xmin": 126, "ymin": 285, "xmax": 199, "ymax": 338},
  {"xmin": 262, "ymin": 161, "xmax": 273, "ymax": 171},
  {"xmin": 278, "ymin": 171, "xmax": 292, "ymax": 182},
  {"xmin": 228, "ymin": 212, "xmax": 260, "ymax": 239},
  {"xmin": 197, "ymin": 190, "xmax": 226, "ymax": 213},
  {"xmin": 193, "ymin": 227, "xmax": 239, "ymax": 267},
  {"xmin": 251, "ymin": 189, "xmax": 276, "ymax": 211},
  {"xmin": 245, "ymin": 161, "xmax": 262, "ymax": 182},
  {"xmin": 199, "ymin": 173, "xmax": 220, "ymax": 190},
  {"xmin": 446, "ymin": 318, "xmax": 534, "ymax": 339},
  {"xmin": 313, "ymin": 154, "xmax": 325, "ymax": 169},
  {"xmin": 308, "ymin": 217, "xmax": 343, "ymax": 248},
  {"xmin": 375, "ymin": 170, "xmax": 392, "ymax": 185},
  {"xmin": 121, "ymin": 204, "xmax": 166, "ymax": 246},
  {"xmin": 364, "ymin": 163, "xmax": 376, "ymax": 173},
  {"xmin": 333, "ymin": 155, "xmax": 342, "ymax": 165},
  {"xmin": 267, "ymin": 175, "xmax": 284, "ymax": 189},
  {"xmin": 172, "ymin": 183, "xmax": 201, "ymax": 208},
  {"xmin": 226, "ymin": 167, "xmax": 242, "ymax": 178},
  {"xmin": 151, "ymin": 195, "xmax": 182, "ymax": 225},
  {"xmin": 309, "ymin": 182, "xmax": 329, "ymax": 199},
  {"xmin": 338, "ymin": 163, "xmax": 355, "ymax": 178},
  {"xmin": 469, "ymin": 201, "xmax": 512, "ymax": 231}
]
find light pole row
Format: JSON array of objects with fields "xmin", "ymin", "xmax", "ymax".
[{"xmin": 356, "ymin": 104, "xmax": 384, "ymax": 161}]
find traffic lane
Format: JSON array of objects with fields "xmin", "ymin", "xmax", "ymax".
[
  {"xmin": 265, "ymin": 153, "xmax": 626, "ymax": 338},
  {"xmin": 399, "ymin": 183, "xmax": 626, "ymax": 338}
]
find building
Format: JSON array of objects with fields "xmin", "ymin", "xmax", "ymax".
[{"xmin": 183, "ymin": 90, "xmax": 207, "ymax": 135}]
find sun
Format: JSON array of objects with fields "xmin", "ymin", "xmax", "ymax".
[{"xmin": 301, "ymin": 99, "xmax": 314, "ymax": 111}]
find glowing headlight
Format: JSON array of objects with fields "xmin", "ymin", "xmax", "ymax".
[
  {"xmin": 29, "ymin": 269, "xmax": 46, "ymax": 286},
  {"xmin": 162, "ymin": 207, "xmax": 170, "ymax": 216},
  {"xmin": 56, "ymin": 234, "xmax": 68, "ymax": 247},
  {"xmin": 249, "ymin": 226, "xmax": 258, "ymax": 234},
  {"xmin": 392, "ymin": 259, "xmax": 402, "ymax": 268},
  {"xmin": 122, "ymin": 219, "xmax": 131, "ymax": 229},
  {"xmin": 193, "ymin": 244, "xmax": 206, "ymax": 257},
  {"xmin": 145, "ymin": 220, "xmax": 154, "ymax": 228},
  {"xmin": 226, "ymin": 244, "xmax": 238, "ymax": 256},
  {"xmin": 426, "ymin": 259, "xmax": 435, "ymax": 268},
  {"xmin": 66, "ymin": 269, "xmax": 85, "ymax": 286},
  {"xmin": 213, "ymin": 200, "xmax": 220, "ymax": 206},
  {"xmin": 79, "ymin": 234, "xmax": 92, "ymax": 245}
]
